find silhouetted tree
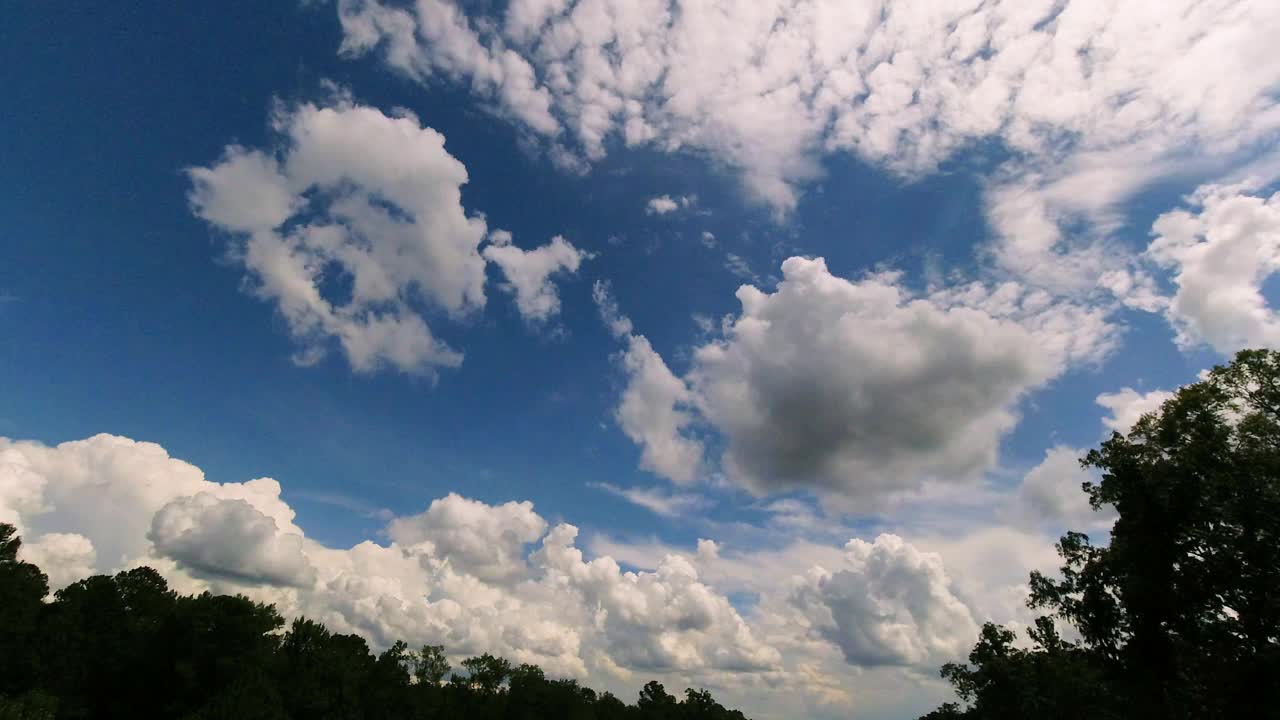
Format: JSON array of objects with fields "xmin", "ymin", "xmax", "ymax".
[
  {"xmin": 923, "ymin": 349, "xmax": 1280, "ymax": 719},
  {"xmin": 0, "ymin": 526, "xmax": 758, "ymax": 719}
]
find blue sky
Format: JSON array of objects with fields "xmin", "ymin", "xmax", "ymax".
[{"xmin": 3, "ymin": 2, "xmax": 1278, "ymax": 718}]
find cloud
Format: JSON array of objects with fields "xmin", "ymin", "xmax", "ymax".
[
  {"xmin": 681, "ymin": 256, "xmax": 1113, "ymax": 502},
  {"xmin": 1145, "ymin": 183, "xmax": 1280, "ymax": 354},
  {"xmin": 149, "ymin": 493, "xmax": 317, "ymax": 587},
  {"xmin": 19, "ymin": 532, "xmax": 95, "ymax": 591},
  {"xmin": 590, "ymin": 482, "xmax": 709, "ymax": 519},
  {"xmin": 532, "ymin": 524, "xmax": 780, "ymax": 672},
  {"xmin": 188, "ymin": 100, "xmax": 491, "ymax": 375},
  {"xmin": 387, "ymin": 493, "xmax": 547, "ymax": 585},
  {"xmin": 335, "ymin": 0, "xmax": 1280, "ymax": 260},
  {"xmin": 0, "ymin": 432, "xmax": 779, "ymax": 684},
  {"xmin": 1096, "ymin": 386, "xmax": 1175, "ymax": 434},
  {"xmin": 4, "ymin": 430, "xmax": 1106, "ymax": 717},
  {"xmin": 786, "ymin": 534, "xmax": 977, "ymax": 667},
  {"xmin": 1011, "ymin": 446, "xmax": 1112, "ymax": 533},
  {"xmin": 645, "ymin": 194, "xmax": 694, "ymax": 216},
  {"xmin": 483, "ymin": 230, "xmax": 589, "ymax": 323},
  {"xmin": 593, "ymin": 282, "xmax": 704, "ymax": 484},
  {"xmin": 337, "ymin": 0, "xmax": 559, "ymax": 138}
]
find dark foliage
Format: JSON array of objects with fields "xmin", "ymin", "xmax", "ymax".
[
  {"xmin": 0, "ymin": 530, "xmax": 750, "ymax": 720},
  {"xmin": 923, "ymin": 349, "xmax": 1280, "ymax": 719}
]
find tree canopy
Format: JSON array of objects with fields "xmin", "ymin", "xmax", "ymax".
[{"xmin": 922, "ymin": 349, "xmax": 1280, "ymax": 719}]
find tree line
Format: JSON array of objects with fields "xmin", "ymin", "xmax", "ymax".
[{"xmin": 0, "ymin": 540, "xmax": 748, "ymax": 719}]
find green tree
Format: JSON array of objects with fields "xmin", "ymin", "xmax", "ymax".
[
  {"xmin": 0, "ymin": 524, "xmax": 48, "ymax": 699},
  {"xmin": 923, "ymin": 349, "xmax": 1280, "ymax": 719},
  {"xmin": 410, "ymin": 644, "xmax": 451, "ymax": 686}
]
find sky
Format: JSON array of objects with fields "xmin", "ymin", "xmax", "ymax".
[{"xmin": 2, "ymin": 1, "xmax": 1279, "ymax": 717}]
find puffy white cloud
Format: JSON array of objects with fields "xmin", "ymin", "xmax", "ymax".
[
  {"xmin": 1096, "ymin": 386, "xmax": 1175, "ymax": 434},
  {"xmin": 189, "ymin": 99, "xmax": 593, "ymax": 375},
  {"xmin": 189, "ymin": 100, "xmax": 495, "ymax": 375},
  {"xmin": 787, "ymin": 534, "xmax": 977, "ymax": 667},
  {"xmin": 19, "ymin": 532, "xmax": 95, "ymax": 591},
  {"xmin": 0, "ymin": 433, "xmax": 780, "ymax": 690},
  {"xmin": 149, "ymin": 493, "xmax": 317, "ymax": 587},
  {"xmin": 0, "ymin": 434, "xmax": 301, "ymax": 573},
  {"xmin": 387, "ymin": 493, "xmax": 547, "ymax": 584},
  {"xmin": 1012, "ymin": 446, "xmax": 1111, "ymax": 533},
  {"xmin": 482, "ymin": 231, "xmax": 589, "ymax": 323},
  {"xmin": 3, "ymin": 431, "xmax": 1119, "ymax": 717},
  {"xmin": 684, "ymin": 256, "xmax": 1112, "ymax": 501},
  {"xmin": 532, "ymin": 524, "xmax": 780, "ymax": 672},
  {"xmin": 594, "ymin": 282, "xmax": 705, "ymax": 484},
  {"xmin": 337, "ymin": 0, "xmax": 559, "ymax": 137},
  {"xmin": 1146, "ymin": 184, "xmax": 1280, "ymax": 354},
  {"xmin": 615, "ymin": 334, "xmax": 705, "ymax": 484}
]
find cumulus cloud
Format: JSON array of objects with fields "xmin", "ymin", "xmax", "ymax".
[
  {"xmin": 682, "ymin": 257, "xmax": 1113, "ymax": 502},
  {"xmin": 787, "ymin": 534, "xmax": 977, "ymax": 667},
  {"xmin": 1096, "ymin": 386, "xmax": 1175, "ymax": 434},
  {"xmin": 188, "ymin": 100, "xmax": 490, "ymax": 374},
  {"xmin": 1146, "ymin": 184, "xmax": 1280, "ymax": 354},
  {"xmin": 1012, "ymin": 446, "xmax": 1111, "ymax": 533},
  {"xmin": 4, "ymin": 431, "xmax": 1104, "ymax": 717},
  {"xmin": 594, "ymin": 282, "xmax": 704, "ymax": 484},
  {"xmin": 189, "ymin": 99, "xmax": 589, "ymax": 375},
  {"xmin": 149, "ymin": 493, "xmax": 317, "ymax": 587},
  {"xmin": 483, "ymin": 230, "xmax": 589, "ymax": 323},
  {"xmin": 387, "ymin": 493, "xmax": 547, "ymax": 584},
  {"xmin": 534, "ymin": 524, "xmax": 780, "ymax": 672},
  {"xmin": 0, "ymin": 432, "xmax": 779, "ymax": 686},
  {"xmin": 19, "ymin": 532, "xmax": 96, "ymax": 591}
]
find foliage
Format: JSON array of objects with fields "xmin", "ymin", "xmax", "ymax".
[
  {"xmin": 923, "ymin": 349, "xmax": 1280, "ymax": 719},
  {"xmin": 0, "ymin": 525, "xmax": 754, "ymax": 719}
]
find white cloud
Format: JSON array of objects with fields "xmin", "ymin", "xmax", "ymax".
[
  {"xmin": 483, "ymin": 231, "xmax": 589, "ymax": 323},
  {"xmin": 387, "ymin": 493, "xmax": 547, "ymax": 585},
  {"xmin": 6, "ymin": 430, "xmax": 1087, "ymax": 719},
  {"xmin": 593, "ymin": 282, "xmax": 704, "ymax": 484},
  {"xmin": 645, "ymin": 194, "xmax": 693, "ymax": 215},
  {"xmin": 337, "ymin": 0, "xmax": 559, "ymax": 137},
  {"xmin": 1012, "ymin": 446, "xmax": 1112, "ymax": 534},
  {"xmin": 787, "ymin": 534, "xmax": 977, "ymax": 667},
  {"xmin": 336, "ymin": 0, "xmax": 1280, "ymax": 268},
  {"xmin": 20, "ymin": 532, "xmax": 95, "ymax": 591},
  {"xmin": 0, "ymin": 432, "xmax": 777, "ymax": 689},
  {"xmin": 188, "ymin": 100, "xmax": 490, "ymax": 375},
  {"xmin": 1146, "ymin": 183, "xmax": 1280, "ymax": 354},
  {"xmin": 682, "ymin": 256, "xmax": 1112, "ymax": 502},
  {"xmin": 1096, "ymin": 386, "xmax": 1175, "ymax": 434},
  {"xmin": 149, "ymin": 493, "xmax": 317, "ymax": 587},
  {"xmin": 533, "ymin": 524, "xmax": 780, "ymax": 672},
  {"xmin": 590, "ymin": 482, "xmax": 709, "ymax": 518}
]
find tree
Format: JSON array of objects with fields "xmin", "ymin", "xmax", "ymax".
[
  {"xmin": 410, "ymin": 644, "xmax": 451, "ymax": 686},
  {"xmin": 458, "ymin": 653, "xmax": 511, "ymax": 695},
  {"xmin": 923, "ymin": 349, "xmax": 1280, "ymax": 719},
  {"xmin": 0, "ymin": 524, "xmax": 48, "ymax": 698}
]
